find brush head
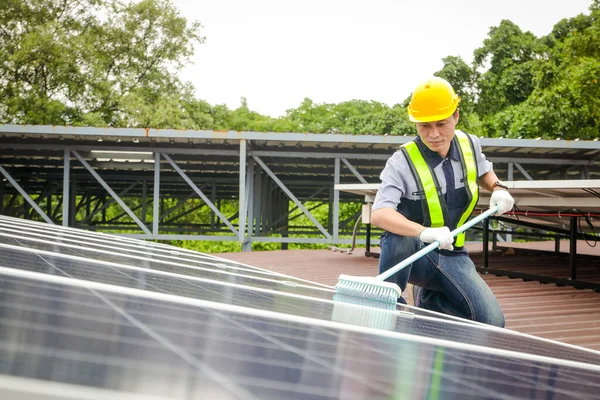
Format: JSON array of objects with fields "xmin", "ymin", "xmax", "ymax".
[
  {"xmin": 331, "ymin": 293, "xmax": 399, "ymax": 330},
  {"xmin": 334, "ymin": 274, "xmax": 403, "ymax": 305}
]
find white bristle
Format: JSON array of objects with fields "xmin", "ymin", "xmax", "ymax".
[{"xmin": 334, "ymin": 274, "xmax": 402, "ymax": 305}]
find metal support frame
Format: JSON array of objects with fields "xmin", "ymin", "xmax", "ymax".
[
  {"xmin": 253, "ymin": 156, "xmax": 331, "ymax": 239},
  {"xmin": 333, "ymin": 158, "xmax": 340, "ymax": 240},
  {"xmin": 141, "ymin": 180, "xmax": 147, "ymax": 224},
  {"xmin": 239, "ymin": 139, "xmax": 247, "ymax": 245},
  {"xmin": 245, "ymin": 157, "xmax": 255, "ymax": 250},
  {"xmin": 80, "ymin": 181, "xmax": 139, "ymax": 224},
  {"xmin": 63, "ymin": 150, "xmax": 70, "ymax": 226},
  {"xmin": 514, "ymin": 163, "xmax": 533, "ymax": 180},
  {"xmin": 478, "ymin": 214, "xmax": 599, "ymax": 291},
  {"xmin": 158, "ymin": 191, "xmax": 202, "ymax": 222},
  {"xmin": 1, "ymin": 127, "xmax": 598, "ymax": 252},
  {"xmin": 152, "ymin": 152, "xmax": 160, "ymax": 236},
  {"xmin": 161, "ymin": 153, "xmax": 238, "ymax": 236},
  {"xmin": 72, "ymin": 151, "xmax": 150, "ymax": 234},
  {"xmin": 570, "ymin": 216, "xmax": 577, "ymax": 280},
  {"xmin": 341, "ymin": 158, "xmax": 368, "ymax": 184},
  {"xmin": 483, "ymin": 217, "xmax": 490, "ymax": 269},
  {"xmin": 0, "ymin": 165, "xmax": 53, "ymax": 224}
]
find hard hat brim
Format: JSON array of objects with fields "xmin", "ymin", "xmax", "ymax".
[{"xmin": 408, "ymin": 106, "xmax": 458, "ymax": 123}]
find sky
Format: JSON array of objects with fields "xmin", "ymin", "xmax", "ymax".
[{"xmin": 173, "ymin": 0, "xmax": 594, "ymax": 118}]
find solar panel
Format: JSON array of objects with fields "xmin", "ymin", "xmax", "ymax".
[{"xmin": 1, "ymin": 215, "xmax": 600, "ymax": 398}]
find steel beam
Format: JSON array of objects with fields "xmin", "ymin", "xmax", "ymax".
[
  {"xmin": 489, "ymin": 157, "xmax": 592, "ymax": 166},
  {"xmin": 246, "ymin": 158, "xmax": 255, "ymax": 245},
  {"xmin": 341, "ymin": 158, "xmax": 368, "ymax": 184},
  {"xmin": 161, "ymin": 153, "xmax": 238, "ymax": 235},
  {"xmin": 63, "ymin": 150, "xmax": 70, "ymax": 226},
  {"xmin": 81, "ymin": 181, "xmax": 139, "ymax": 224},
  {"xmin": 250, "ymin": 150, "xmax": 390, "ymax": 160},
  {"xmin": 333, "ymin": 158, "xmax": 340, "ymax": 240},
  {"xmin": 514, "ymin": 163, "xmax": 533, "ymax": 180},
  {"xmin": 239, "ymin": 139, "xmax": 247, "ymax": 245},
  {"xmin": 253, "ymin": 156, "xmax": 331, "ymax": 239},
  {"xmin": 152, "ymin": 153, "xmax": 161, "ymax": 235},
  {"xmin": 0, "ymin": 165, "xmax": 53, "ymax": 224},
  {"xmin": 72, "ymin": 151, "xmax": 150, "ymax": 234}
]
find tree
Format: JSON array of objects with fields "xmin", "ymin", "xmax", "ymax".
[
  {"xmin": 484, "ymin": 2, "xmax": 600, "ymax": 139},
  {"xmin": 0, "ymin": 0, "xmax": 204, "ymax": 127},
  {"xmin": 433, "ymin": 56, "xmax": 484, "ymax": 136},
  {"xmin": 473, "ymin": 20, "xmax": 543, "ymax": 118},
  {"xmin": 285, "ymin": 98, "xmax": 412, "ymax": 135},
  {"xmin": 435, "ymin": 56, "xmax": 476, "ymax": 113}
]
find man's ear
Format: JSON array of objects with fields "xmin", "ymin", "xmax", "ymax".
[{"xmin": 454, "ymin": 109, "xmax": 460, "ymax": 123}]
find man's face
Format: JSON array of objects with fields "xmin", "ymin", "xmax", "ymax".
[{"xmin": 415, "ymin": 112, "xmax": 459, "ymax": 157}]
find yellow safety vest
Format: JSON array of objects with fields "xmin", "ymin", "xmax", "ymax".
[{"xmin": 400, "ymin": 131, "xmax": 479, "ymax": 247}]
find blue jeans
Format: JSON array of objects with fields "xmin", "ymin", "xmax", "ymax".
[{"xmin": 379, "ymin": 232, "xmax": 505, "ymax": 327}]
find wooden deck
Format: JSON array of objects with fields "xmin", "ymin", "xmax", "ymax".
[{"xmin": 215, "ymin": 241, "xmax": 600, "ymax": 351}]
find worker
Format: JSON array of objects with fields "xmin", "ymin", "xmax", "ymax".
[{"xmin": 370, "ymin": 77, "xmax": 514, "ymax": 327}]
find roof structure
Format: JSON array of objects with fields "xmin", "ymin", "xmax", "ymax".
[
  {"xmin": 1, "ymin": 124, "xmax": 599, "ymax": 248},
  {"xmin": 1, "ymin": 215, "xmax": 600, "ymax": 399}
]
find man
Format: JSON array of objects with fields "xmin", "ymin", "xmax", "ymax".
[{"xmin": 371, "ymin": 77, "xmax": 513, "ymax": 327}]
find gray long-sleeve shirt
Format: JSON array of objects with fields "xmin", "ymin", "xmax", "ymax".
[{"xmin": 373, "ymin": 131, "xmax": 492, "ymax": 248}]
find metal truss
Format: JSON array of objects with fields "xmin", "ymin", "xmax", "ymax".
[{"xmin": 1, "ymin": 125, "xmax": 599, "ymax": 250}]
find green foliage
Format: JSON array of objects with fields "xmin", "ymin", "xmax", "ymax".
[
  {"xmin": 174, "ymin": 239, "xmax": 242, "ymax": 253},
  {"xmin": 473, "ymin": 20, "xmax": 543, "ymax": 117},
  {"xmin": 435, "ymin": 56, "xmax": 476, "ymax": 113},
  {"xmin": 229, "ymin": 97, "xmax": 299, "ymax": 132},
  {"xmin": 435, "ymin": 2, "xmax": 600, "ymax": 140},
  {"xmin": 285, "ymin": 98, "xmax": 413, "ymax": 135},
  {"xmin": 0, "ymin": 0, "xmax": 204, "ymax": 127}
]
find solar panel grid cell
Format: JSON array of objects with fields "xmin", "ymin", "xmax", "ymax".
[
  {"xmin": 2, "ymin": 273, "xmax": 600, "ymax": 399},
  {"xmin": 0, "ymin": 218, "xmax": 324, "ymax": 289},
  {"xmin": 1, "ymin": 216, "xmax": 600, "ymax": 399},
  {"xmin": 3, "ymin": 232, "xmax": 600, "ymax": 366}
]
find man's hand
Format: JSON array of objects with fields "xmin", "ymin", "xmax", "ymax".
[
  {"xmin": 490, "ymin": 189, "xmax": 514, "ymax": 216},
  {"xmin": 419, "ymin": 227, "xmax": 454, "ymax": 250}
]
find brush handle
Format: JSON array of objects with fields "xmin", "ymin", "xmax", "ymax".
[{"xmin": 376, "ymin": 206, "xmax": 499, "ymax": 281}]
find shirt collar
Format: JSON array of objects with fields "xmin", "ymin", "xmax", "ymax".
[{"xmin": 415, "ymin": 136, "xmax": 460, "ymax": 165}]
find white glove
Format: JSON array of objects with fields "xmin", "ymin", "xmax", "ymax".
[
  {"xmin": 490, "ymin": 189, "xmax": 514, "ymax": 216},
  {"xmin": 419, "ymin": 227, "xmax": 454, "ymax": 250}
]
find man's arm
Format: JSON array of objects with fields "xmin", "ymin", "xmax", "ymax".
[
  {"xmin": 479, "ymin": 170, "xmax": 502, "ymax": 192},
  {"xmin": 371, "ymin": 207, "xmax": 425, "ymax": 237},
  {"xmin": 371, "ymin": 207, "xmax": 455, "ymax": 250}
]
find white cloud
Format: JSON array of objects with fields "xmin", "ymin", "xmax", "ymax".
[{"xmin": 174, "ymin": 0, "xmax": 593, "ymax": 117}]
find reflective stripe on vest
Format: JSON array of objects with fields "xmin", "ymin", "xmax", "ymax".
[
  {"xmin": 453, "ymin": 131, "xmax": 479, "ymax": 247},
  {"xmin": 402, "ymin": 131, "xmax": 479, "ymax": 247},
  {"xmin": 403, "ymin": 141, "xmax": 444, "ymax": 228}
]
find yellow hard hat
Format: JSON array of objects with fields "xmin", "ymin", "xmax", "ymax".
[{"xmin": 407, "ymin": 77, "xmax": 460, "ymax": 122}]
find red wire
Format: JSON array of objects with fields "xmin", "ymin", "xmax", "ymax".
[{"xmin": 473, "ymin": 209, "xmax": 600, "ymax": 218}]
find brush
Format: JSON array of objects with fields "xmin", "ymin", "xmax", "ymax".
[{"xmin": 334, "ymin": 206, "xmax": 499, "ymax": 305}]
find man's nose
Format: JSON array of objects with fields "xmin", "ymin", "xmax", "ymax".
[{"xmin": 430, "ymin": 127, "xmax": 441, "ymax": 138}]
